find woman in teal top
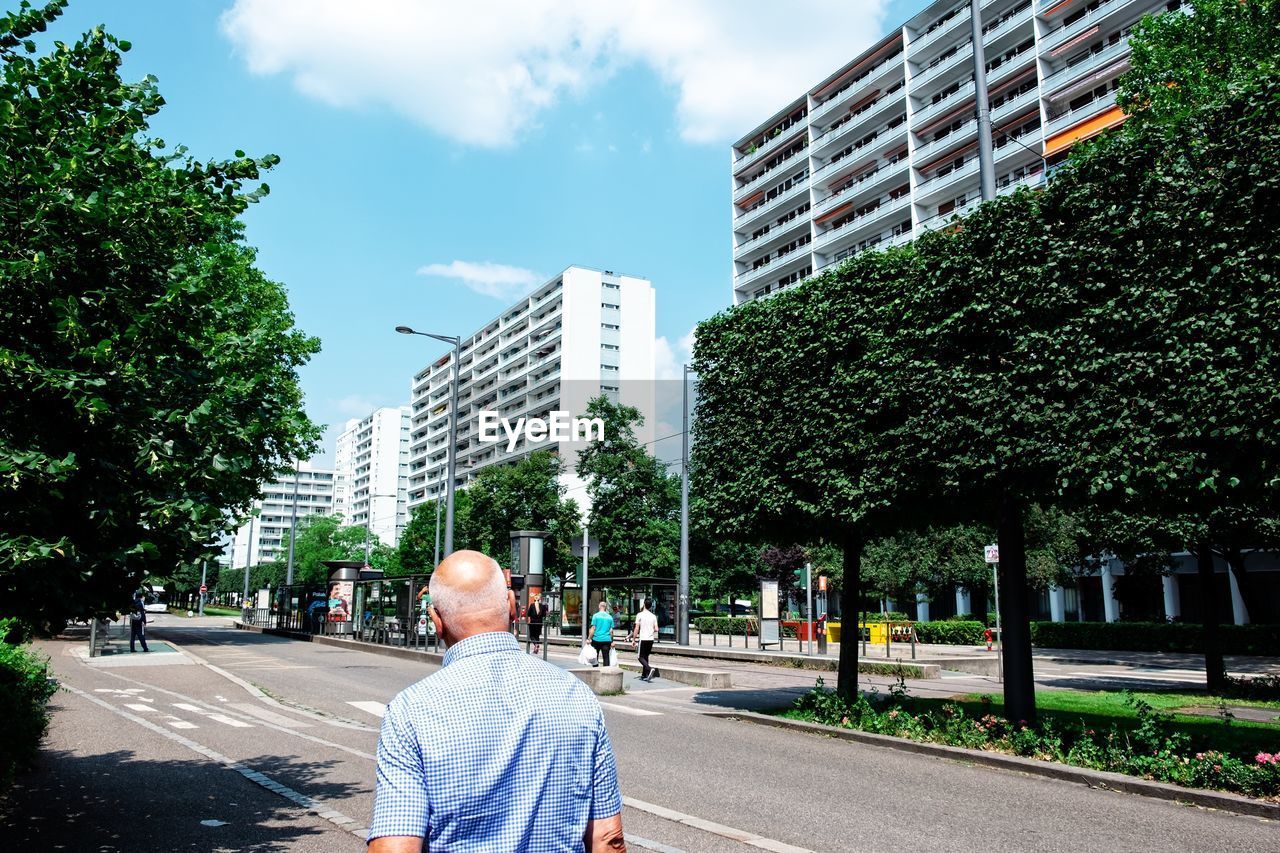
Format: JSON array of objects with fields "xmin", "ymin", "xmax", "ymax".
[{"xmin": 590, "ymin": 601, "xmax": 614, "ymax": 667}]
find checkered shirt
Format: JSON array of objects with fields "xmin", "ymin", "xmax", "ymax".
[{"xmin": 368, "ymin": 631, "xmax": 622, "ymax": 850}]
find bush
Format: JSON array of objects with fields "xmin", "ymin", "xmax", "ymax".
[
  {"xmin": 861, "ymin": 611, "xmax": 910, "ymax": 623},
  {"xmin": 0, "ymin": 620, "xmax": 58, "ymax": 789},
  {"xmin": 915, "ymin": 620, "xmax": 986, "ymax": 645},
  {"xmin": 694, "ymin": 616, "xmax": 758, "ymax": 636},
  {"xmin": 790, "ymin": 683, "xmax": 1280, "ymax": 800},
  {"xmin": 1030, "ymin": 621, "xmax": 1280, "ymax": 655}
]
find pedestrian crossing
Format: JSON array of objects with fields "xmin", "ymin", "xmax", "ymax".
[{"xmin": 98, "ymin": 689, "xmax": 265, "ymax": 730}]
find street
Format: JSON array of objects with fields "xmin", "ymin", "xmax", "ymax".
[{"xmin": 2, "ymin": 614, "xmax": 1275, "ymax": 852}]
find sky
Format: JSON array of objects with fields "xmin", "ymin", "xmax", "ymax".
[{"xmin": 48, "ymin": 0, "xmax": 931, "ymax": 461}]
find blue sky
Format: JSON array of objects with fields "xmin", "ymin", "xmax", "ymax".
[{"xmin": 49, "ymin": 0, "xmax": 930, "ymax": 460}]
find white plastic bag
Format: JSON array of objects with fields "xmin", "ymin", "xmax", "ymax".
[{"xmin": 577, "ymin": 642, "xmax": 597, "ymax": 666}]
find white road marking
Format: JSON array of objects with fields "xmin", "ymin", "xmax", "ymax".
[
  {"xmin": 600, "ymin": 703, "xmax": 663, "ymax": 717},
  {"xmin": 624, "ymin": 796, "xmax": 814, "ymax": 853},
  {"xmin": 348, "ymin": 701, "xmax": 387, "ymax": 718},
  {"xmin": 64, "ymin": 685, "xmax": 369, "ymax": 841},
  {"xmin": 124, "ymin": 703, "xmax": 155, "ymax": 713},
  {"xmin": 172, "ymin": 702, "xmax": 255, "ymax": 728},
  {"xmin": 1068, "ymin": 671, "xmax": 1203, "ymax": 682},
  {"xmin": 228, "ymin": 702, "xmax": 313, "ymax": 729},
  {"xmin": 164, "ymin": 718, "xmax": 198, "ymax": 730},
  {"xmin": 173, "ymin": 702, "xmax": 206, "ymax": 713}
]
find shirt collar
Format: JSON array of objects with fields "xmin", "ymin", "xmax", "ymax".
[{"xmin": 441, "ymin": 630, "xmax": 520, "ymax": 667}]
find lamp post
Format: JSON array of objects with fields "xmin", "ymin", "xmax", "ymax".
[
  {"xmin": 396, "ymin": 326, "xmax": 461, "ymax": 557},
  {"xmin": 678, "ymin": 363, "xmax": 692, "ymax": 646},
  {"xmin": 285, "ymin": 459, "xmax": 301, "ymax": 585}
]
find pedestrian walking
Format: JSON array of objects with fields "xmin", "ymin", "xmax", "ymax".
[
  {"xmin": 590, "ymin": 600, "xmax": 615, "ymax": 668},
  {"xmin": 368, "ymin": 550, "xmax": 624, "ymax": 852},
  {"xmin": 526, "ymin": 592, "xmax": 548, "ymax": 655},
  {"xmin": 627, "ymin": 598, "xmax": 660, "ymax": 682},
  {"xmin": 129, "ymin": 593, "xmax": 149, "ymax": 653}
]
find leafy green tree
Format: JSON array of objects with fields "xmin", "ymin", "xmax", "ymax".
[
  {"xmin": 396, "ymin": 493, "xmax": 471, "ymax": 575},
  {"xmin": 286, "ymin": 515, "xmax": 398, "ymax": 582},
  {"xmin": 0, "ymin": 2, "xmax": 320, "ymax": 630},
  {"xmin": 459, "ymin": 451, "xmax": 580, "ymax": 581},
  {"xmin": 1044, "ymin": 0, "xmax": 1280, "ymax": 686},
  {"xmin": 693, "ymin": 248, "xmax": 918, "ymax": 700},
  {"xmin": 575, "ymin": 397, "xmax": 680, "ymax": 578}
]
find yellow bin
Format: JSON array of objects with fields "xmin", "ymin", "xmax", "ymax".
[{"xmin": 826, "ymin": 621, "xmax": 841, "ymax": 643}]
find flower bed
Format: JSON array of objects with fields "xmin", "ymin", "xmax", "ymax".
[{"xmin": 789, "ymin": 680, "xmax": 1280, "ymax": 800}]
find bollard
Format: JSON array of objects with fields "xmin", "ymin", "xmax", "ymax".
[{"xmin": 910, "ymin": 628, "xmax": 916, "ymax": 660}]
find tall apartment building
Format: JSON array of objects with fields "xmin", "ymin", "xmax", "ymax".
[
  {"xmin": 225, "ymin": 462, "xmax": 336, "ymax": 568},
  {"xmin": 333, "ymin": 406, "xmax": 411, "ymax": 547},
  {"xmin": 406, "ymin": 266, "xmax": 656, "ymax": 513},
  {"xmin": 731, "ymin": 0, "xmax": 1176, "ymax": 304}
]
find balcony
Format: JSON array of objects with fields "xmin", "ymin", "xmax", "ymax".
[
  {"xmin": 991, "ymin": 85, "xmax": 1040, "ymax": 123},
  {"xmin": 811, "ymin": 49, "xmax": 905, "ymax": 120},
  {"xmin": 913, "ymin": 116, "xmax": 977, "ymax": 163},
  {"xmin": 733, "ymin": 212, "xmax": 810, "ymax": 259},
  {"xmin": 912, "ymin": 80, "xmax": 975, "ymax": 127},
  {"xmin": 985, "ymin": 47, "xmax": 1036, "ymax": 89},
  {"xmin": 733, "ymin": 141, "xmax": 809, "ymax": 201},
  {"xmin": 909, "ymin": 6, "xmax": 969, "ymax": 58},
  {"xmin": 981, "ymin": 6, "xmax": 1032, "ymax": 49},
  {"xmin": 919, "ymin": 197, "xmax": 981, "ymax": 232},
  {"xmin": 814, "ymin": 193, "xmax": 912, "ymax": 250},
  {"xmin": 1042, "ymin": 0, "xmax": 1123, "ymax": 52},
  {"xmin": 812, "ymin": 88, "xmax": 903, "ymax": 156},
  {"xmin": 1045, "ymin": 89, "xmax": 1117, "ymax": 134},
  {"xmin": 734, "ymin": 120, "xmax": 808, "ymax": 173},
  {"xmin": 914, "ymin": 156, "xmax": 980, "ymax": 203},
  {"xmin": 912, "ymin": 45, "xmax": 973, "ymax": 92},
  {"xmin": 735, "ymin": 250, "xmax": 812, "ymax": 288},
  {"xmin": 814, "ymin": 160, "xmax": 908, "ymax": 213},
  {"xmin": 734, "ymin": 179, "xmax": 810, "ymax": 228},
  {"xmin": 1042, "ymin": 37, "xmax": 1130, "ymax": 92}
]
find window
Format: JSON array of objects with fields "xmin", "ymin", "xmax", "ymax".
[
  {"xmin": 603, "ymin": 282, "xmax": 621, "ymax": 290},
  {"xmin": 602, "ymin": 323, "xmax": 620, "ymax": 331},
  {"xmin": 601, "ymin": 343, "xmax": 620, "ymax": 351},
  {"xmin": 602, "ymin": 302, "xmax": 620, "ymax": 310}
]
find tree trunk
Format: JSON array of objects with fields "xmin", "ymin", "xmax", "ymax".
[
  {"xmin": 997, "ymin": 493, "xmax": 1036, "ymax": 724},
  {"xmin": 837, "ymin": 530, "xmax": 862, "ymax": 701},
  {"xmin": 1196, "ymin": 543, "xmax": 1227, "ymax": 692}
]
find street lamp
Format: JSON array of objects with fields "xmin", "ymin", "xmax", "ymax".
[{"xmin": 397, "ymin": 325, "xmax": 461, "ymax": 557}]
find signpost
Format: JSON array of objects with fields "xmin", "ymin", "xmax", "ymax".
[
  {"xmin": 571, "ymin": 527, "xmax": 599, "ymax": 640},
  {"xmin": 758, "ymin": 579, "xmax": 780, "ymax": 649},
  {"xmin": 985, "ymin": 544, "xmax": 1003, "ymax": 682},
  {"xmin": 805, "ymin": 563, "xmax": 814, "ymax": 657}
]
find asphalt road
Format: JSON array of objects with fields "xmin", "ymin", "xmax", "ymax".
[{"xmin": 3, "ymin": 614, "xmax": 1275, "ymax": 852}]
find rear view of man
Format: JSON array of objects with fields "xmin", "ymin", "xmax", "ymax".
[
  {"xmin": 368, "ymin": 550, "xmax": 626, "ymax": 852},
  {"xmin": 628, "ymin": 599, "xmax": 659, "ymax": 682}
]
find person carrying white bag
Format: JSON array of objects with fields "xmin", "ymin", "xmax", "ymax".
[{"xmin": 577, "ymin": 640, "xmax": 597, "ymax": 666}]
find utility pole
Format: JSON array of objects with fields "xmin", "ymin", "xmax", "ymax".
[
  {"xmin": 242, "ymin": 515, "xmax": 254, "ymax": 607},
  {"xmin": 678, "ymin": 364, "xmax": 691, "ymax": 646},
  {"xmin": 285, "ymin": 459, "xmax": 301, "ymax": 585},
  {"xmin": 198, "ymin": 560, "xmax": 207, "ymax": 616},
  {"xmin": 805, "ymin": 562, "xmax": 814, "ymax": 657},
  {"xmin": 970, "ymin": 0, "xmax": 997, "ymax": 202},
  {"xmin": 434, "ymin": 494, "xmax": 442, "ymax": 567},
  {"xmin": 581, "ymin": 521, "xmax": 590, "ymax": 641}
]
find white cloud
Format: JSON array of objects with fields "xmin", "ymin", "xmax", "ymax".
[
  {"xmin": 220, "ymin": 0, "xmax": 890, "ymax": 147},
  {"xmin": 336, "ymin": 394, "xmax": 378, "ymax": 417},
  {"xmin": 654, "ymin": 327, "xmax": 696, "ymax": 380},
  {"xmin": 417, "ymin": 260, "xmax": 543, "ymax": 300}
]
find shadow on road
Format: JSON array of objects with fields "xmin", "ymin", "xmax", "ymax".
[
  {"xmin": 692, "ymin": 687, "xmax": 810, "ymax": 713},
  {"xmin": 0, "ymin": 740, "xmax": 358, "ymax": 852}
]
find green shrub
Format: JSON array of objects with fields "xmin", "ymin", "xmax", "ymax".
[
  {"xmin": 861, "ymin": 611, "xmax": 910, "ymax": 623},
  {"xmin": 915, "ymin": 620, "xmax": 986, "ymax": 645},
  {"xmin": 789, "ymin": 683, "xmax": 1280, "ymax": 799},
  {"xmin": 694, "ymin": 616, "xmax": 758, "ymax": 636},
  {"xmin": 1029, "ymin": 621, "xmax": 1280, "ymax": 655},
  {"xmin": 0, "ymin": 620, "xmax": 58, "ymax": 789}
]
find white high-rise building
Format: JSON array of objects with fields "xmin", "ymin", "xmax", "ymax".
[
  {"xmin": 333, "ymin": 406, "xmax": 411, "ymax": 547},
  {"xmin": 407, "ymin": 266, "xmax": 656, "ymax": 512},
  {"xmin": 730, "ymin": 0, "xmax": 1178, "ymax": 304},
  {"xmin": 225, "ymin": 462, "xmax": 336, "ymax": 568}
]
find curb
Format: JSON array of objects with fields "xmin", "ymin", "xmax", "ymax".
[{"xmin": 707, "ymin": 709, "xmax": 1280, "ymax": 820}]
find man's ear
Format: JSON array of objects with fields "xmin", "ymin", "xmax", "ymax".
[
  {"xmin": 508, "ymin": 590, "xmax": 517, "ymax": 623},
  {"xmin": 429, "ymin": 606, "xmax": 444, "ymax": 641}
]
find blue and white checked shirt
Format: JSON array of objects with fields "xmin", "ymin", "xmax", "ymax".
[{"xmin": 368, "ymin": 631, "xmax": 622, "ymax": 850}]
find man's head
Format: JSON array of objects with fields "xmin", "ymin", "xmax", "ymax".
[
  {"xmin": 597, "ymin": 601, "xmax": 608, "ymax": 612},
  {"xmin": 638, "ymin": 598, "xmax": 649, "ymax": 612},
  {"xmin": 428, "ymin": 550, "xmax": 516, "ymax": 644}
]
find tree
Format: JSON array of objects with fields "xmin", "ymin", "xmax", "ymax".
[
  {"xmin": 693, "ymin": 247, "xmax": 917, "ymax": 700},
  {"xmin": 575, "ymin": 397, "xmax": 680, "ymax": 579},
  {"xmin": 459, "ymin": 452, "xmax": 580, "ymax": 581},
  {"xmin": 0, "ymin": 2, "xmax": 320, "ymax": 630},
  {"xmin": 285, "ymin": 515, "xmax": 398, "ymax": 582},
  {"xmin": 396, "ymin": 491, "xmax": 472, "ymax": 575},
  {"xmin": 1043, "ymin": 0, "xmax": 1280, "ymax": 687}
]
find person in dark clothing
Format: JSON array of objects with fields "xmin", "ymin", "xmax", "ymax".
[
  {"xmin": 130, "ymin": 593, "xmax": 150, "ymax": 653},
  {"xmin": 526, "ymin": 593, "xmax": 549, "ymax": 655}
]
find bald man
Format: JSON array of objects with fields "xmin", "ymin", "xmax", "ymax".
[{"xmin": 368, "ymin": 551, "xmax": 626, "ymax": 852}]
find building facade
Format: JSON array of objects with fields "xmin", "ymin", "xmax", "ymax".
[
  {"xmin": 225, "ymin": 462, "xmax": 336, "ymax": 568},
  {"xmin": 731, "ymin": 0, "xmax": 1177, "ymax": 304},
  {"xmin": 406, "ymin": 266, "xmax": 656, "ymax": 513},
  {"xmin": 333, "ymin": 406, "xmax": 411, "ymax": 547}
]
